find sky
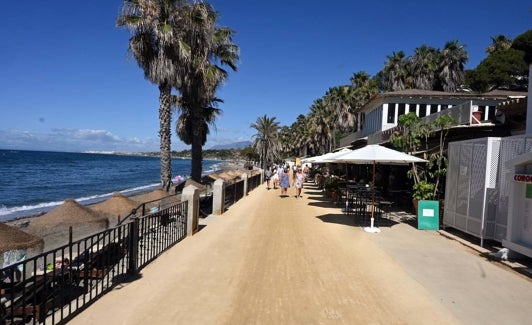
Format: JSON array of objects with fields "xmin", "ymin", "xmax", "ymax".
[{"xmin": 0, "ymin": 1, "xmax": 530, "ymax": 153}]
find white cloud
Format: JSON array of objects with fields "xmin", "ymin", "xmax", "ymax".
[
  {"xmin": 0, "ymin": 129, "xmax": 159, "ymax": 153},
  {"xmin": 0, "ymin": 126, "xmax": 253, "ymax": 153}
]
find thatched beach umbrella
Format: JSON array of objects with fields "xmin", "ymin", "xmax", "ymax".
[
  {"xmin": 0, "ymin": 223, "xmax": 44, "ymax": 267},
  {"xmin": 136, "ymin": 189, "xmax": 179, "ymax": 211},
  {"xmin": 26, "ymin": 199, "xmax": 109, "ymax": 251},
  {"xmin": 90, "ymin": 193, "xmax": 139, "ymax": 226}
]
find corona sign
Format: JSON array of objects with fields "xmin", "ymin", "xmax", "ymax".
[{"xmin": 513, "ymin": 174, "xmax": 532, "ymax": 183}]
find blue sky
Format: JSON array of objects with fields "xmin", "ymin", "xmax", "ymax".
[{"xmin": 1, "ymin": 1, "xmax": 530, "ymax": 153}]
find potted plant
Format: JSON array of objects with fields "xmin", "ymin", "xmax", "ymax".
[
  {"xmin": 324, "ymin": 177, "xmax": 340, "ymax": 199},
  {"xmin": 390, "ymin": 112, "xmax": 456, "ymax": 214}
]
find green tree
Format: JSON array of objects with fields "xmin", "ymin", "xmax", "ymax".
[
  {"xmin": 175, "ymin": 2, "xmax": 239, "ymax": 182},
  {"xmin": 390, "ymin": 113, "xmax": 456, "ymax": 200},
  {"xmin": 438, "ymin": 40, "xmax": 468, "ymax": 92},
  {"xmin": 250, "ymin": 115, "xmax": 280, "ymax": 170},
  {"xmin": 390, "ymin": 112, "xmax": 432, "ymax": 198},
  {"xmin": 486, "ymin": 35, "xmax": 512, "ymax": 54},
  {"xmin": 410, "ymin": 45, "xmax": 440, "ymax": 90},
  {"xmin": 350, "ymin": 71, "xmax": 379, "ymax": 111},
  {"xmin": 117, "ymin": 0, "xmax": 191, "ymax": 191},
  {"xmin": 382, "ymin": 51, "xmax": 407, "ymax": 91},
  {"xmin": 466, "ymin": 48, "xmax": 528, "ymax": 92},
  {"xmin": 512, "ymin": 29, "xmax": 532, "ymax": 64},
  {"xmin": 307, "ymin": 98, "xmax": 333, "ymax": 154}
]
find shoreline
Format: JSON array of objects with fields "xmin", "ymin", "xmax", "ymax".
[{"xmin": 3, "ymin": 160, "xmax": 250, "ymax": 230}]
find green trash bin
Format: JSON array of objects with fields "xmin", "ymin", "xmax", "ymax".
[{"xmin": 417, "ymin": 200, "xmax": 439, "ymax": 230}]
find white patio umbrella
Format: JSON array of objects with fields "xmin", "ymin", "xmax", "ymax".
[{"xmin": 331, "ymin": 144, "xmax": 427, "ymax": 233}]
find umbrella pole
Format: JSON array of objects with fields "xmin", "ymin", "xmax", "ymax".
[{"xmin": 364, "ymin": 161, "xmax": 380, "ymax": 233}]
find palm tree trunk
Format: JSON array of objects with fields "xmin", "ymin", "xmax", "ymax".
[
  {"xmin": 159, "ymin": 83, "xmax": 173, "ymax": 191},
  {"xmin": 190, "ymin": 110, "xmax": 204, "ymax": 182}
]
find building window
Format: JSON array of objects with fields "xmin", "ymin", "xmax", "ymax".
[
  {"xmin": 408, "ymin": 103, "xmax": 417, "ymax": 114},
  {"xmin": 419, "ymin": 104, "xmax": 427, "ymax": 117},
  {"xmin": 430, "ymin": 104, "xmax": 438, "ymax": 114},
  {"xmin": 398, "ymin": 103, "xmax": 406, "ymax": 117},
  {"xmin": 387, "ymin": 103, "xmax": 396, "ymax": 123}
]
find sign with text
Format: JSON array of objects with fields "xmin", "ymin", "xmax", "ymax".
[{"xmin": 514, "ymin": 174, "xmax": 532, "ymax": 184}]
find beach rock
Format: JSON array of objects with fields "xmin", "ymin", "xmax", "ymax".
[{"xmin": 26, "ymin": 199, "xmax": 109, "ymax": 251}]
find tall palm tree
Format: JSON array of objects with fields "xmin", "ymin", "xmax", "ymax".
[
  {"xmin": 176, "ymin": 2, "xmax": 239, "ymax": 182},
  {"xmin": 438, "ymin": 40, "xmax": 468, "ymax": 92},
  {"xmin": 410, "ymin": 45, "xmax": 439, "ymax": 90},
  {"xmin": 117, "ymin": 0, "xmax": 190, "ymax": 191},
  {"xmin": 382, "ymin": 51, "xmax": 407, "ymax": 91},
  {"xmin": 486, "ymin": 35, "xmax": 512, "ymax": 54},
  {"xmin": 250, "ymin": 115, "xmax": 280, "ymax": 170},
  {"xmin": 350, "ymin": 71, "xmax": 378, "ymax": 111},
  {"xmin": 307, "ymin": 98, "xmax": 332, "ymax": 154}
]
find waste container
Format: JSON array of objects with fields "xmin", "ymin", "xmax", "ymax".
[{"xmin": 417, "ymin": 200, "xmax": 439, "ymax": 230}]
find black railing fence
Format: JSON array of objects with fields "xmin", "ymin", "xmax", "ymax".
[
  {"xmin": 224, "ymin": 180, "xmax": 245, "ymax": 208},
  {"xmin": 247, "ymin": 173, "xmax": 262, "ymax": 192},
  {"xmin": 2, "ymin": 172, "xmax": 261, "ymax": 324},
  {"xmin": 1, "ymin": 199, "xmax": 187, "ymax": 325}
]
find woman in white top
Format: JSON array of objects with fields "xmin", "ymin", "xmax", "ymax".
[{"xmin": 294, "ymin": 167, "xmax": 305, "ymax": 198}]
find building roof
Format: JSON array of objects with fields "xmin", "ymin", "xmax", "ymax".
[{"xmin": 360, "ymin": 89, "xmax": 527, "ymax": 113}]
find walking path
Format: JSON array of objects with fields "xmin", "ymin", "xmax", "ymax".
[{"xmin": 70, "ymin": 181, "xmax": 532, "ymax": 324}]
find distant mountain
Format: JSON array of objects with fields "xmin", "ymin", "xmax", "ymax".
[{"xmin": 209, "ymin": 141, "xmax": 252, "ymax": 150}]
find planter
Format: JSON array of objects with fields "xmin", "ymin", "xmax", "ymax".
[{"xmin": 471, "ymin": 111, "xmax": 482, "ymax": 124}]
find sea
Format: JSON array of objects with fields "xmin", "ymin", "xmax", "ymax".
[{"xmin": 0, "ymin": 149, "xmax": 223, "ymax": 222}]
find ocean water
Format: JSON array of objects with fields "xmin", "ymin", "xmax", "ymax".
[{"xmin": 0, "ymin": 150, "xmax": 222, "ymax": 221}]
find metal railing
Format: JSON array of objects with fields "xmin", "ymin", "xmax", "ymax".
[
  {"xmin": 247, "ymin": 173, "xmax": 262, "ymax": 192},
  {"xmin": 224, "ymin": 180, "xmax": 245, "ymax": 208},
  {"xmin": 1, "ymin": 200, "xmax": 187, "ymax": 325}
]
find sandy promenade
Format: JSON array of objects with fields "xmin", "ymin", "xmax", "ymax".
[{"xmin": 68, "ymin": 181, "xmax": 532, "ymax": 324}]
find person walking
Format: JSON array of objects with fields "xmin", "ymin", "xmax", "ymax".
[
  {"xmin": 265, "ymin": 167, "xmax": 272, "ymax": 190},
  {"xmin": 294, "ymin": 167, "xmax": 305, "ymax": 198},
  {"xmin": 279, "ymin": 166, "xmax": 290, "ymax": 196}
]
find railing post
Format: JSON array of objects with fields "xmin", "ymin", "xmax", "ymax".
[
  {"xmin": 128, "ymin": 216, "xmax": 139, "ymax": 275},
  {"xmin": 182, "ymin": 185, "xmax": 200, "ymax": 235},
  {"xmin": 212, "ymin": 178, "xmax": 225, "ymax": 215},
  {"xmin": 241, "ymin": 172, "xmax": 249, "ymax": 196}
]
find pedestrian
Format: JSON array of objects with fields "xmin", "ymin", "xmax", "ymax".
[
  {"xmin": 280, "ymin": 166, "xmax": 290, "ymax": 196},
  {"xmin": 276, "ymin": 164, "xmax": 284, "ymax": 189},
  {"xmin": 271, "ymin": 165, "xmax": 279, "ymax": 189},
  {"xmin": 294, "ymin": 167, "xmax": 305, "ymax": 198},
  {"xmin": 265, "ymin": 167, "xmax": 272, "ymax": 189},
  {"xmin": 303, "ymin": 164, "xmax": 310, "ymax": 179}
]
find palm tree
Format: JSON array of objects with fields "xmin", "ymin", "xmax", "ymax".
[
  {"xmin": 382, "ymin": 51, "xmax": 407, "ymax": 91},
  {"xmin": 250, "ymin": 115, "xmax": 280, "ymax": 170},
  {"xmin": 350, "ymin": 71, "xmax": 378, "ymax": 111},
  {"xmin": 410, "ymin": 45, "xmax": 439, "ymax": 90},
  {"xmin": 175, "ymin": 2, "xmax": 239, "ymax": 182},
  {"xmin": 117, "ymin": 0, "xmax": 190, "ymax": 191},
  {"xmin": 486, "ymin": 35, "xmax": 512, "ymax": 54},
  {"xmin": 307, "ymin": 98, "xmax": 333, "ymax": 154},
  {"xmin": 438, "ymin": 40, "xmax": 468, "ymax": 92}
]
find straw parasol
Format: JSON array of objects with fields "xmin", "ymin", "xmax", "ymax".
[
  {"xmin": 26, "ymin": 199, "xmax": 109, "ymax": 251},
  {"xmin": 135, "ymin": 189, "xmax": 179, "ymax": 211},
  {"xmin": 184, "ymin": 179, "xmax": 207, "ymax": 192},
  {"xmin": 0, "ymin": 223, "xmax": 44, "ymax": 267},
  {"xmin": 90, "ymin": 193, "xmax": 139, "ymax": 226}
]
